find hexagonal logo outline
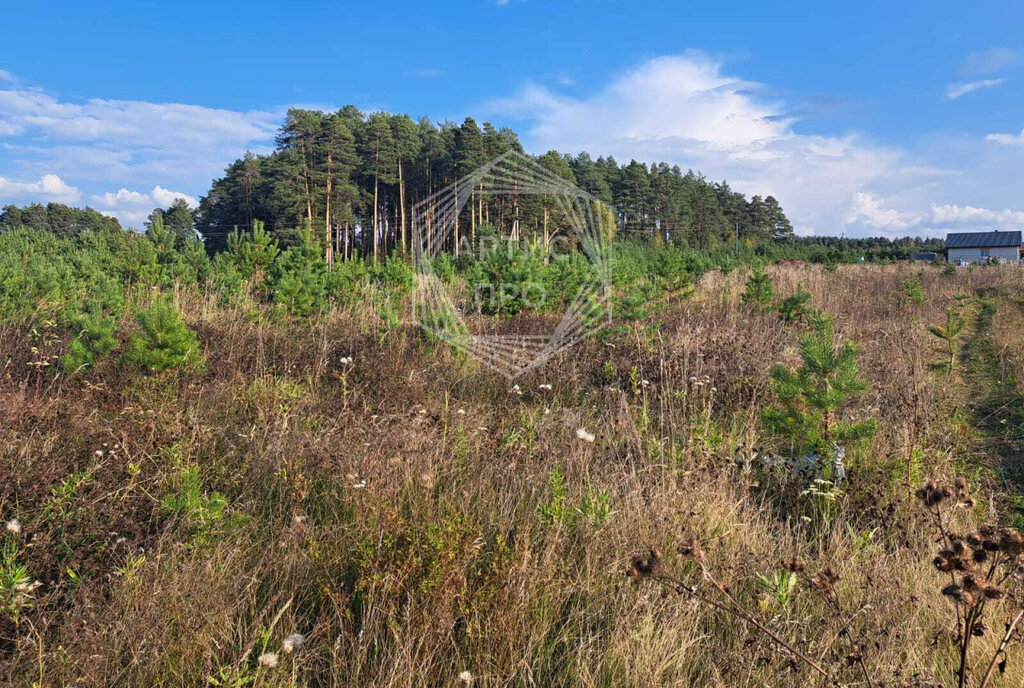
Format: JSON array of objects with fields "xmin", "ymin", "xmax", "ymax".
[{"xmin": 412, "ymin": 150, "xmax": 613, "ymax": 379}]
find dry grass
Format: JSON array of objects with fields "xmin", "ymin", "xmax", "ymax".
[{"xmin": 2, "ymin": 263, "xmax": 1024, "ymax": 686}]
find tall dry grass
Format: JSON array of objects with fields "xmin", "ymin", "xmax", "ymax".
[{"xmin": 2, "ymin": 263, "xmax": 1024, "ymax": 686}]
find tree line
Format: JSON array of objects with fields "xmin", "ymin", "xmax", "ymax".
[{"xmin": 195, "ymin": 106, "xmax": 796, "ymax": 261}]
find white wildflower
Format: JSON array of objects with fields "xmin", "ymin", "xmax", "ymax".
[
  {"xmin": 575, "ymin": 428, "xmax": 595, "ymax": 443},
  {"xmin": 352, "ymin": 480, "xmax": 367, "ymax": 490},
  {"xmin": 509, "ymin": 384, "xmax": 522, "ymax": 396},
  {"xmin": 291, "ymin": 514, "xmax": 307, "ymax": 526},
  {"xmin": 258, "ymin": 652, "xmax": 279, "ymax": 668},
  {"xmin": 456, "ymin": 408, "xmax": 466, "ymax": 415},
  {"xmin": 6, "ymin": 519, "xmax": 21, "ymax": 534},
  {"xmin": 458, "ymin": 670, "xmax": 474, "ymax": 684},
  {"xmin": 641, "ymin": 379, "xmax": 650, "ymax": 387},
  {"xmin": 538, "ymin": 384, "xmax": 552, "ymax": 391},
  {"xmin": 339, "ymin": 356, "xmax": 353, "ymax": 365},
  {"xmin": 281, "ymin": 633, "xmax": 306, "ymax": 654}
]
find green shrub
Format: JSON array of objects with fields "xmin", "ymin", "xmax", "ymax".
[
  {"xmin": 370, "ymin": 255, "xmax": 414, "ymax": 292},
  {"xmin": 270, "ymin": 229, "xmax": 327, "ymax": 316},
  {"xmin": 463, "ymin": 241, "xmax": 546, "ymax": 315},
  {"xmin": 124, "ymin": 296, "xmax": 204, "ymax": 373},
  {"xmin": 777, "ymin": 284, "xmax": 813, "ymax": 323},
  {"xmin": 903, "ymin": 276, "xmax": 925, "ymax": 305},
  {"xmin": 742, "ymin": 270, "xmax": 774, "ymax": 313},
  {"xmin": 763, "ymin": 312, "xmax": 877, "ymax": 458},
  {"xmin": 226, "ymin": 220, "xmax": 280, "ymax": 286}
]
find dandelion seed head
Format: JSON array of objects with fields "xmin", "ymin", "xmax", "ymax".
[
  {"xmin": 6, "ymin": 519, "xmax": 21, "ymax": 534},
  {"xmin": 258, "ymin": 652, "xmax": 279, "ymax": 668},
  {"xmin": 575, "ymin": 427, "xmax": 595, "ymax": 443},
  {"xmin": 458, "ymin": 670, "xmax": 474, "ymax": 684},
  {"xmin": 281, "ymin": 633, "xmax": 306, "ymax": 654}
]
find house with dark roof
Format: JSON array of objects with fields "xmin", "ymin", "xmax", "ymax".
[{"xmin": 946, "ymin": 230, "xmax": 1022, "ymax": 264}]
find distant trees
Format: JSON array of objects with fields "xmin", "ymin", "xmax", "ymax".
[
  {"xmin": 146, "ymin": 198, "xmax": 197, "ymax": 246},
  {"xmin": 0, "ymin": 203, "xmax": 121, "ymax": 237},
  {"xmin": 194, "ymin": 106, "xmax": 796, "ymax": 262}
]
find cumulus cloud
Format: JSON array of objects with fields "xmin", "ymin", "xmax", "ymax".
[
  {"xmin": 90, "ymin": 186, "xmax": 198, "ymax": 228},
  {"xmin": 0, "ymin": 173, "xmax": 80, "ymax": 203},
  {"xmin": 484, "ymin": 51, "xmax": 909, "ymax": 236},
  {"xmin": 844, "ymin": 192, "xmax": 1024, "ymax": 236},
  {"xmin": 946, "ymin": 78, "xmax": 1005, "ymax": 99},
  {"xmin": 959, "ymin": 47, "xmax": 1018, "ymax": 75},
  {"xmin": 483, "ymin": 51, "xmax": 1024, "ymax": 237},
  {"xmin": 986, "ymin": 128, "xmax": 1024, "ymax": 146},
  {"xmin": 0, "ymin": 74, "xmax": 279, "ymax": 213}
]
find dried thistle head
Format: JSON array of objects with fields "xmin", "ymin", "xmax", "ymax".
[
  {"xmin": 811, "ymin": 567, "xmax": 840, "ymax": 595},
  {"xmin": 678, "ymin": 537, "xmax": 702, "ymax": 561},
  {"xmin": 933, "ymin": 551, "xmax": 955, "ymax": 573},
  {"xmin": 780, "ymin": 557, "xmax": 805, "ymax": 573},
  {"xmin": 915, "ymin": 480, "xmax": 953, "ymax": 507},
  {"xmin": 998, "ymin": 527, "xmax": 1024, "ymax": 556},
  {"xmin": 627, "ymin": 548, "xmax": 663, "ymax": 580},
  {"xmin": 941, "ymin": 584, "xmax": 974, "ymax": 606}
]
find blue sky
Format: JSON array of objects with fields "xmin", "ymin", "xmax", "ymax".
[{"xmin": 1, "ymin": 0, "xmax": 1022, "ymax": 236}]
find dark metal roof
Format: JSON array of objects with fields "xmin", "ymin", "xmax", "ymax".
[
  {"xmin": 909, "ymin": 252, "xmax": 938, "ymax": 261},
  {"xmin": 946, "ymin": 231, "xmax": 1022, "ymax": 249}
]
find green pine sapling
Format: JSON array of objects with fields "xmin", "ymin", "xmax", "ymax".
[
  {"xmin": 777, "ymin": 284, "xmax": 813, "ymax": 324},
  {"xmin": 928, "ymin": 305, "xmax": 966, "ymax": 374},
  {"xmin": 763, "ymin": 312, "xmax": 877, "ymax": 463},
  {"xmin": 742, "ymin": 269, "xmax": 774, "ymax": 313}
]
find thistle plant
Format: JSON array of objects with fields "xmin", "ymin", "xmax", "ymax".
[{"xmin": 917, "ymin": 478, "xmax": 1024, "ymax": 688}]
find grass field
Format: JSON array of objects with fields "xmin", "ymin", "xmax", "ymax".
[{"xmin": 3, "ymin": 262, "xmax": 1024, "ymax": 687}]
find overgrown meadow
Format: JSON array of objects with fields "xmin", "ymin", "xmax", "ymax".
[{"xmin": 2, "ymin": 222, "xmax": 1024, "ymax": 687}]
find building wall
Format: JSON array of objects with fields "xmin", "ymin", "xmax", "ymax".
[{"xmin": 948, "ymin": 246, "xmax": 1021, "ymax": 264}]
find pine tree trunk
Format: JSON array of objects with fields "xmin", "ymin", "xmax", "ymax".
[
  {"xmin": 373, "ymin": 135, "xmax": 380, "ymax": 262},
  {"xmin": 325, "ymin": 151, "xmax": 333, "ymax": 269},
  {"xmin": 543, "ymin": 205, "xmax": 549, "ymax": 264},
  {"xmin": 399, "ymin": 157, "xmax": 407, "ymax": 253},
  {"xmin": 454, "ymin": 177, "xmax": 460, "ymax": 257}
]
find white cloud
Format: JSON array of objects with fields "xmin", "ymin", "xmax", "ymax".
[
  {"xmin": 959, "ymin": 47, "xmax": 1018, "ymax": 75},
  {"xmin": 844, "ymin": 192, "xmax": 1024, "ymax": 236},
  {"xmin": 0, "ymin": 69, "xmax": 14, "ymax": 83},
  {"xmin": 986, "ymin": 128, "xmax": 1024, "ymax": 146},
  {"xmin": 0, "ymin": 88, "xmax": 278, "ymax": 147},
  {"xmin": 0, "ymin": 173, "xmax": 80, "ymax": 203},
  {"xmin": 0, "ymin": 75, "xmax": 280, "ymax": 209},
  {"xmin": 946, "ymin": 78, "xmax": 1005, "ymax": 99},
  {"xmin": 0, "ymin": 119, "xmax": 24, "ymax": 135},
  {"xmin": 484, "ymin": 51, "xmax": 1024, "ymax": 238},
  {"xmin": 90, "ymin": 186, "xmax": 198, "ymax": 228},
  {"xmin": 485, "ymin": 52, "xmax": 901, "ymax": 236}
]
